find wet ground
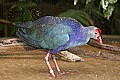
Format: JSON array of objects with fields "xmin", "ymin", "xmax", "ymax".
[{"xmin": 0, "ymin": 44, "xmax": 120, "ymax": 80}]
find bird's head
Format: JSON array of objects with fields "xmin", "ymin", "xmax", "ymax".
[{"xmin": 87, "ymin": 26, "xmax": 103, "ymax": 44}]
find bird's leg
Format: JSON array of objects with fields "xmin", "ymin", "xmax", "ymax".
[
  {"xmin": 45, "ymin": 52, "xmax": 56, "ymax": 77},
  {"xmin": 51, "ymin": 54, "xmax": 61, "ymax": 74}
]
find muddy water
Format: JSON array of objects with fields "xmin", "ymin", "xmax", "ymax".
[{"xmin": 0, "ymin": 44, "xmax": 120, "ymax": 80}]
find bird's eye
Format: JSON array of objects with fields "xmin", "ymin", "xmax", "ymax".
[{"xmin": 95, "ymin": 32, "xmax": 97, "ymax": 34}]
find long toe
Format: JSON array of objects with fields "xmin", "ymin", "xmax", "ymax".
[{"xmin": 57, "ymin": 71, "xmax": 65, "ymax": 76}]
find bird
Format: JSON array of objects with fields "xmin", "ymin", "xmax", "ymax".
[{"xmin": 16, "ymin": 16, "xmax": 103, "ymax": 77}]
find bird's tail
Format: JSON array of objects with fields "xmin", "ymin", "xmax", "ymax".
[
  {"xmin": 16, "ymin": 21, "xmax": 39, "ymax": 48},
  {"xmin": 16, "ymin": 21, "xmax": 35, "ymax": 35},
  {"xmin": 16, "ymin": 21, "xmax": 33, "ymax": 28},
  {"xmin": 17, "ymin": 30, "xmax": 42, "ymax": 49}
]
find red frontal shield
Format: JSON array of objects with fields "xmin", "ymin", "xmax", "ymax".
[{"xmin": 95, "ymin": 28, "xmax": 103, "ymax": 44}]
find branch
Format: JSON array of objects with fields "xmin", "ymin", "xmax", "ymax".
[
  {"xmin": 0, "ymin": 19, "xmax": 15, "ymax": 25},
  {"xmin": 0, "ymin": 19, "xmax": 11, "ymax": 24},
  {"xmin": 0, "ymin": 38, "xmax": 120, "ymax": 61},
  {"xmin": 0, "ymin": 38, "xmax": 119, "ymax": 52},
  {"xmin": 87, "ymin": 39, "xmax": 120, "ymax": 52}
]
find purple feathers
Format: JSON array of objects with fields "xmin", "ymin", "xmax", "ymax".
[{"xmin": 17, "ymin": 16, "xmax": 102, "ymax": 53}]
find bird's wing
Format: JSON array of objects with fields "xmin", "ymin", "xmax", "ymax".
[
  {"xmin": 25, "ymin": 22, "xmax": 72, "ymax": 50},
  {"xmin": 17, "ymin": 16, "xmax": 85, "ymax": 49}
]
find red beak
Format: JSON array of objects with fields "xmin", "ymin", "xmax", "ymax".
[
  {"xmin": 96, "ymin": 28, "xmax": 103, "ymax": 44},
  {"xmin": 97, "ymin": 36, "xmax": 103, "ymax": 44}
]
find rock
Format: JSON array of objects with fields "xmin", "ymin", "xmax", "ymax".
[{"xmin": 59, "ymin": 51, "xmax": 84, "ymax": 62}]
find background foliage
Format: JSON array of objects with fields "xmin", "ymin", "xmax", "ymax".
[{"xmin": 0, "ymin": 0, "xmax": 120, "ymax": 37}]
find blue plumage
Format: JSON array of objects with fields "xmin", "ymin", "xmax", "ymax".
[
  {"xmin": 17, "ymin": 16, "xmax": 91, "ymax": 53},
  {"xmin": 16, "ymin": 16, "xmax": 103, "ymax": 77}
]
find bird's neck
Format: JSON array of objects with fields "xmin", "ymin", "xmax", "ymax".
[
  {"xmin": 81, "ymin": 26, "xmax": 91, "ymax": 40},
  {"xmin": 81, "ymin": 26, "xmax": 89, "ymax": 35}
]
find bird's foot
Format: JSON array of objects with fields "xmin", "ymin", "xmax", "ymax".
[
  {"xmin": 50, "ymin": 71, "xmax": 65, "ymax": 78},
  {"xmin": 56, "ymin": 71, "xmax": 65, "ymax": 77},
  {"xmin": 58, "ymin": 71, "xmax": 65, "ymax": 74}
]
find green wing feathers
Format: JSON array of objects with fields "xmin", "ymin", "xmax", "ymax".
[{"xmin": 18, "ymin": 23, "xmax": 72, "ymax": 49}]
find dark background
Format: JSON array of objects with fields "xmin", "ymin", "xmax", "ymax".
[{"xmin": 0, "ymin": 0, "xmax": 120, "ymax": 37}]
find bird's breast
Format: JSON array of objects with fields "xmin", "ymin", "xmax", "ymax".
[{"xmin": 66, "ymin": 33, "xmax": 90, "ymax": 48}]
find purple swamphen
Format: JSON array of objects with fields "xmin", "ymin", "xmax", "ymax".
[{"xmin": 16, "ymin": 16, "xmax": 103, "ymax": 77}]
